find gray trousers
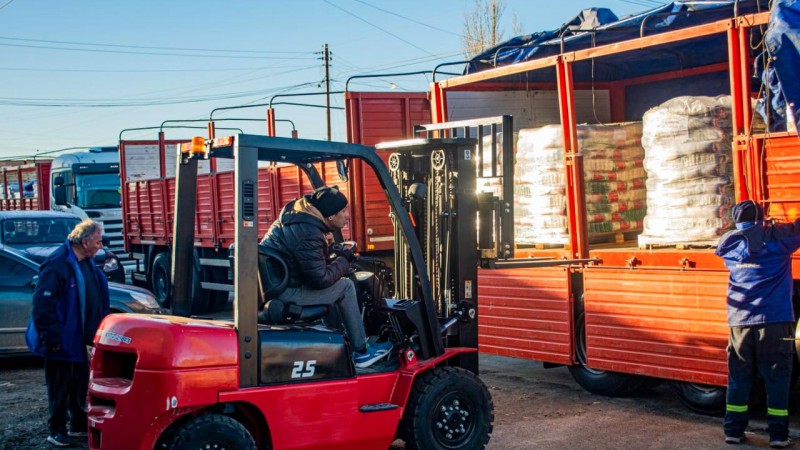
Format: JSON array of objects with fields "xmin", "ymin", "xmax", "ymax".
[{"xmin": 279, "ymin": 278, "xmax": 367, "ymax": 351}]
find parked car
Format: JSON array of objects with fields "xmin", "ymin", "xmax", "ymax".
[
  {"xmin": 0, "ymin": 211, "xmax": 124, "ymax": 283},
  {"xmin": 0, "ymin": 244, "xmax": 165, "ymax": 356}
]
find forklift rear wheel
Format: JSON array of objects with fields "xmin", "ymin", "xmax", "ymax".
[
  {"xmin": 171, "ymin": 414, "xmax": 256, "ymax": 450},
  {"xmin": 151, "ymin": 253, "xmax": 171, "ymax": 308},
  {"xmin": 401, "ymin": 366, "xmax": 494, "ymax": 450},
  {"xmin": 567, "ymin": 311, "xmax": 645, "ymax": 396}
]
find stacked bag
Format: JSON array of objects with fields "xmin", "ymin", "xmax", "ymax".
[
  {"xmin": 638, "ymin": 96, "xmax": 734, "ymax": 245},
  {"xmin": 514, "ymin": 122, "xmax": 646, "ymax": 245}
]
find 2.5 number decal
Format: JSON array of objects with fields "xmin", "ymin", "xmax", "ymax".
[{"xmin": 291, "ymin": 360, "xmax": 317, "ymax": 379}]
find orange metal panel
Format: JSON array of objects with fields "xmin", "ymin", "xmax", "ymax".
[
  {"xmin": 583, "ymin": 267, "xmax": 729, "ymax": 386},
  {"xmin": 344, "ymin": 92, "xmax": 431, "ymax": 251},
  {"xmin": 478, "ymin": 267, "xmax": 572, "ymax": 364}
]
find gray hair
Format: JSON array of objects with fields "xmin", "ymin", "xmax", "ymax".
[{"xmin": 67, "ymin": 219, "xmax": 103, "ymax": 245}]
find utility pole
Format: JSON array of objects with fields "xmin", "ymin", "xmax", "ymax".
[{"xmin": 323, "ymin": 43, "xmax": 331, "ymax": 141}]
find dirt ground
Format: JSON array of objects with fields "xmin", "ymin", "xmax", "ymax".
[{"xmin": 2, "ymin": 353, "xmax": 799, "ymax": 450}]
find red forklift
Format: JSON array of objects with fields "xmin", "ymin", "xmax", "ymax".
[{"xmin": 87, "ymin": 117, "xmax": 515, "ymax": 450}]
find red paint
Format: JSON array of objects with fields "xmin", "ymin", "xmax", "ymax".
[
  {"xmin": 0, "ymin": 161, "xmax": 52, "ymax": 211},
  {"xmin": 344, "ymin": 92, "xmax": 432, "ymax": 251},
  {"xmin": 89, "ymin": 313, "xmax": 473, "ymax": 449}
]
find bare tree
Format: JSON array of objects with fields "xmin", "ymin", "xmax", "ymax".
[{"xmin": 462, "ymin": 0, "xmax": 506, "ymax": 58}]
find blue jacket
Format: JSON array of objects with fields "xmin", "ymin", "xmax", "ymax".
[
  {"xmin": 715, "ymin": 219, "xmax": 800, "ymax": 326},
  {"xmin": 25, "ymin": 241, "xmax": 110, "ymax": 362}
]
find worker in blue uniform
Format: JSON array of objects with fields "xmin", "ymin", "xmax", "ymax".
[{"xmin": 715, "ymin": 200, "xmax": 800, "ymax": 448}]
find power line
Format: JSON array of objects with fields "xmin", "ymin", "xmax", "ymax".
[
  {"xmin": 0, "ymin": 42, "xmax": 317, "ymax": 60},
  {"xmin": 323, "ymin": 0, "xmax": 437, "ymax": 58},
  {"xmin": 0, "ymin": 0, "xmax": 16, "ymax": 12},
  {"xmin": 0, "ymin": 35, "xmax": 310, "ymax": 54},
  {"xmin": 350, "ymin": 0, "xmax": 461, "ymax": 37},
  {"xmin": 0, "ymin": 65, "xmax": 311, "ymax": 73}
]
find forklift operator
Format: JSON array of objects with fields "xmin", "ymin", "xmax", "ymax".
[{"xmin": 260, "ymin": 185, "xmax": 393, "ymax": 369}]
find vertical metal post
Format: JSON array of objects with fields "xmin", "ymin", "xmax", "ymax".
[
  {"xmin": 500, "ymin": 114, "xmax": 514, "ymax": 259},
  {"xmin": 234, "ymin": 140, "xmax": 260, "ymax": 388},
  {"xmin": 455, "ymin": 142, "xmax": 479, "ymax": 373},
  {"xmin": 171, "ymin": 147, "xmax": 198, "ymax": 317},
  {"xmin": 266, "ymin": 108, "xmax": 277, "ymax": 137},
  {"xmin": 557, "ymin": 57, "xmax": 588, "ymax": 259},
  {"xmin": 324, "ymin": 43, "xmax": 331, "ymax": 141}
]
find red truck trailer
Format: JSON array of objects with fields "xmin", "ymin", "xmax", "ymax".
[
  {"xmin": 0, "ymin": 161, "xmax": 51, "ymax": 211},
  {"xmin": 121, "ymin": 93, "xmax": 431, "ymax": 314},
  {"xmin": 415, "ymin": 3, "xmax": 800, "ymax": 414}
]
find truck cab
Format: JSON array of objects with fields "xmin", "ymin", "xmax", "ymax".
[{"xmin": 50, "ymin": 147, "xmax": 130, "ymax": 274}]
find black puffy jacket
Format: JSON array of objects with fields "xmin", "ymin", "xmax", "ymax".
[{"xmin": 260, "ymin": 198, "xmax": 349, "ymax": 289}]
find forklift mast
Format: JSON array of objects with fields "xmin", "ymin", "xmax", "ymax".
[{"xmin": 377, "ymin": 116, "xmax": 514, "ymax": 372}]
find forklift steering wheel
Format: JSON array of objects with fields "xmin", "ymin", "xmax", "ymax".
[{"xmin": 339, "ymin": 240, "xmax": 357, "ymax": 252}]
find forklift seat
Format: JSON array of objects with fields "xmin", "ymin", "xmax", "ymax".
[{"xmin": 256, "ymin": 244, "xmax": 330, "ymax": 325}]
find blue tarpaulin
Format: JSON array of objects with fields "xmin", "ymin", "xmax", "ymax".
[
  {"xmin": 465, "ymin": 0, "xmax": 798, "ymax": 134},
  {"xmin": 761, "ymin": 0, "xmax": 800, "ymax": 132}
]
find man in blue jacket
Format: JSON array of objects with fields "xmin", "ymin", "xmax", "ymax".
[
  {"xmin": 26, "ymin": 219, "xmax": 110, "ymax": 447},
  {"xmin": 716, "ymin": 200, "xmax": 800, "ymax": 448}
]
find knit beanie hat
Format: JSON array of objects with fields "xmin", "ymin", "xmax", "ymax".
[
  {"xmin": 308, "ymin": 185, "xmax": 348, "ymax": 217},
  {"xmin": 731, "ymin": 200, "xmax": 763, "ymax": 223}
]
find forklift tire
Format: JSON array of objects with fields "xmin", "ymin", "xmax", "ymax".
[
  {"xmin": 567, "ymin": 311, "xmax": 645, "ymax": 396},
  {"xmin": 171, "ymin": 414, "xmax": 256, "ymax": 450},
  {"xmin": 400, "ymin": 366, "xmax": 494, "ymax": 450},
  {"xmin": 151, "ymin": 253, "xmax": 171, "ymax": 308}
]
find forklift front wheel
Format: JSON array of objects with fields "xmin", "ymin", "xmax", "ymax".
[
  {"xmin": 401, "ymin": 366, "xmax": 494, "ymax": 450},
  {"xmin": 171, "ymin": 413, "xmax": 256, "ymax": 450}
]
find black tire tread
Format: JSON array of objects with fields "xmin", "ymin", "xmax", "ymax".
[
  {"xmin": 401, "ymin": 366, "xmax": 494, "ymax": 450},
  {"xmin": 172, "ymin": 413, "xmax": 256, "ymax": 450}
]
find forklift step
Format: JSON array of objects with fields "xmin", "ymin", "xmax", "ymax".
[{"xmin": 359, "ymin": 403, "xmax": 399, "ymax": 413}]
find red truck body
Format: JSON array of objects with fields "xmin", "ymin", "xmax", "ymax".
[
  {"xmin": 420, "ymin": 8, "xmax": 800, "ymax": 411},
  {"xmin": 0, "ymin": 161, "xmax": 51, "ymax": 211},
  {"xmin": 120, "ymin": 93, "xmax": 430, "ymax": 309}
]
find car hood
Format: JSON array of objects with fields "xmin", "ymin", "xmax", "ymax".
[
  {"xmin": 11, "ymin": 244, "xmax": 60, "ymax": 263},
  {"xmin": 108, "ymin": 282, "xmax": 167, "ymax": 315},
  {"xmin": 12, "ymin": 244, "xmax": 109, "ymax": 264}
]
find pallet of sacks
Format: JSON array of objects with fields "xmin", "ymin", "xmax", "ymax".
[
  {"xmin": 638, "ymin": 96, "xmax": 734, "ymax": 247},
  {"xmin": 514, "ymin": 122, "xmax": 646, "ymax": 246}
]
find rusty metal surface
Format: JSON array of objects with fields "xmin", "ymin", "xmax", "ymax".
[
  {"xmin": 478, "ymin": 267, "xmax": 572, "ymax": 364},
  {"xmin": 583, "ymin": 267, "xmax": 729, "ymax": 386}
]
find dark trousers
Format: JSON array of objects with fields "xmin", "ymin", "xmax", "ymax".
[
  {"xmin": 724, "ymin": 322, "xmax": 795, "ymax": 441},
  {"xmin": 44, "ymin": 358, "xmax": 89, "ymax": 435}
]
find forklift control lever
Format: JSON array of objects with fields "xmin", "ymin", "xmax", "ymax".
[{"xmin": 440, "ymin": 302, "xmax": 476, "ymax": 334}]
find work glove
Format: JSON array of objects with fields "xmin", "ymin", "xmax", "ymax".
[{"xmin": 332, "ymin": 244, "xmax": 358, "ymax": 263}]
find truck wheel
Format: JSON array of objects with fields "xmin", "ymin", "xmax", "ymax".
[
  {"xmin": 151, "ymin": 253, "xmax": 171, "ymax": 308},
  {"xmin": 171, "ymin": 414, "xmax": 256, "ymax": 450},
  {"xmin": 567, "ymin": 311, "xmax": 645, "ymax": 396},
  {"xmin": 673, "ymin": 382, "xmax": 725, "ymax": 416},
  {"xmin": 401, "ymin": 366, "xmax": 494, "ymax": 450}
]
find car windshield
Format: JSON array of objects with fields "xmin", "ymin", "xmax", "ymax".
[
  {"xmin": 75, "ymin": 173, "xmax": 121, "ymax": 209},
  {"xmin": 2, "ymin": 218, "xmax": 80, "ymax": 245}
]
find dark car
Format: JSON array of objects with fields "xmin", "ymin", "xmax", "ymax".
[
  {"xmin": 0, "ymin": 210, "xmax": 125, "ymax": 283},
  {"xmin": 0, "ymin": 244, "xmax": 166, "ymax": 356}
]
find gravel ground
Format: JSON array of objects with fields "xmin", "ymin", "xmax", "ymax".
[{"xmin": 2, "ymin": 353, "xmax": 799, "ymax": 450}]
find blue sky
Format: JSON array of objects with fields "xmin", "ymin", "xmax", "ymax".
[{"xmin": 0, "ymin": 0, "xmax": 654, "ymax": 157}]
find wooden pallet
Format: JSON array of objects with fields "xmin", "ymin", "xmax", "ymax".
[{"xmin": 637, "ymin": 240, "xmax": 719, "ymax": 250}]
